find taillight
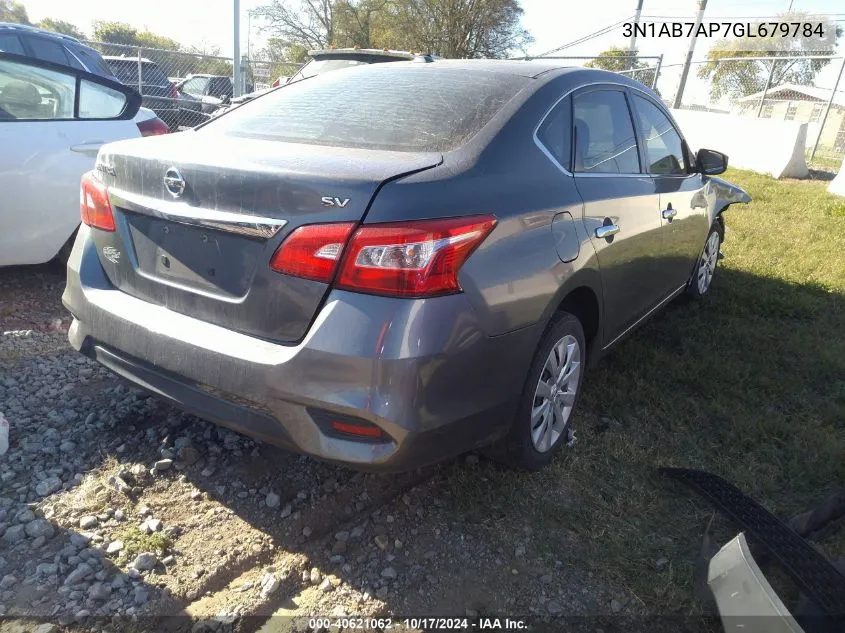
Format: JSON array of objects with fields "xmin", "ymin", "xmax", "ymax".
[
  {"xmin": 80, "ymin": 171, "xmax": 116, "ymax": 232},
  {"xmin": 137, "ymin": 117, "xmax": 169, "ymax": 137},
  {"xmin": 269, "ymin": 223, "xmax": 356, "ymax": 283},
  {"xmin": 336, "ymin": 215, "xmax": 496, "ymax": 297}
]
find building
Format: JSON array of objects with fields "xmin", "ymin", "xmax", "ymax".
[{"xmin": 733, "ymin": 84, "xmax": 845, "ymax": 153}]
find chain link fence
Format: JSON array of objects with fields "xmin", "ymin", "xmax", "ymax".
[{"xmin": 83, "ymin": 41, "xmax": 301, "ymax": 130}]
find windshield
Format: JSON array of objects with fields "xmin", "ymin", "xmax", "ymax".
[{"xmin": 207, "ymin": 65, "xmax": 528, "ymax": 153}]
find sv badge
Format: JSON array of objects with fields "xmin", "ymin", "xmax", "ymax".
[{"xmin": 321, "ymin": 196, "xmax": 350, "ymax": 208}]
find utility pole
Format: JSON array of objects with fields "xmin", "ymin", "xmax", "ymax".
[
  {"xmin": 628, "ymin": 0, "xmax": 645, "ymax": 69},
  {"xmin": 233, "ymin": 0, "xmax": 242, "ymax": 98},
  {"xmin": 673, "ymin": 0, "xmax": 707, "ymax": 109}
]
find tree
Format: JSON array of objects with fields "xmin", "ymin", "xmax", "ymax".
[
  {"xmin": 0, "ymin": 0, "xmax": 29, "ymax": 25},
  {"xmin": 252, "ymin": 0, "xmax": 533, "ymax": 60},
  {"xmin": 586, "ymin": 46, "xmax": 656, "ymax": 88},
  {"xmin": 697, "ymin": 12, "xmax": 842, "ymax": 101},
  {"xmin": 37, "ymin": 18, "xmax": 87, "ymax": 40}
]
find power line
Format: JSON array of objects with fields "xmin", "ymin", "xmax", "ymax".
[{"xmin": 537, "ymin": 16, "xmax": 633, "ymax": 57}]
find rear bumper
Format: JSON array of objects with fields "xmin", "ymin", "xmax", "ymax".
[{"xmin": 62, "ymin": 225, "xmax": 540, "ymax": 471}]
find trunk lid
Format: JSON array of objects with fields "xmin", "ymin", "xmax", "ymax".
[{"xmin": 94, "ymin": 132, "xmax": 441, "ymax": 342}]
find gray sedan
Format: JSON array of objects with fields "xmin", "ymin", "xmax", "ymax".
[{"xmin": 63, "ymin": 60, "xmax": 750, "ymax": 472}]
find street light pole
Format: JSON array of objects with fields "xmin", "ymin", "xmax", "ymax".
[
  {"xmin": 233, "ymin": 0, "xmax": 242, "ymax": 97},
  {"xmin": 673, "ymin": 0, "xmax": 708, "ymax": 109}
]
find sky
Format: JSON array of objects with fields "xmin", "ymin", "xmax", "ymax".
[{"xmin": 21, "ymin": 0, "xmax": 845, "ymax": 103}]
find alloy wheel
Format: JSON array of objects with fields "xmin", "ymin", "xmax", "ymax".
[
  {"xmin": 697, "ymin": 231, "xmax": 721, "ymax": 294},
  {"xmin": 531, "ymin": 334, "xmax": 581, "ymax": 452}
]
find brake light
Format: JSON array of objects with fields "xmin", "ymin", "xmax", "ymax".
[
  {"xmin": 137, "ymin": 117, "xmax": 169, "ymax": 137},
  {"xmin": 269, "ymin": 223, "xmax": 356, "ymax": 283},
  {"xmin": 80, "ymin": 171, "xmax": 116, "ymax": 232},
  {"xmin": 336, "ymin": 215, "xmax": 496, "ymax": 297}
]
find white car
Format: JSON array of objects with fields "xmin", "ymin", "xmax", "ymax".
[{"xmin": 0, "ymin": 52, "xmax": 168, "ymax": 267}]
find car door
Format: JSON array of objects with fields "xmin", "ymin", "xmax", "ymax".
[
  {"xmin": 0, "ymin": 53, "xmax": 141, "ymax": 266},
  {"xmin": 629, "ymin": 92, "xmax": 709, "ymax": 291},
  {"xmin": 571, "ymin": 86, "xmax": 664, "ymax": 343}
]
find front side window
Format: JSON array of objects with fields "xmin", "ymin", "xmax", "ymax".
[
  {"xmin": 0, "ymin": 58, "xmax": 74, "ymax": 120},
  {"xmin": 182, "ymin": 76, "xmax": 211, "ymax": 95},
  {"xmin": 536, "ymin": 96, "xmax": 572, "ymax": 171},
  {"xmin": 632, "ymin": 94, "xmax": 687, "ymax": 175},
  {"xmin": 572, "ymin": 89, "xmax": 640, "ymax": 174}
]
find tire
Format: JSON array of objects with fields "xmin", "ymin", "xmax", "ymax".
[
  {"xmin": 687, "ymin": 222, "xmax": 723, "ymax": 298},
  {"xmin": 490, "ymin": 312, "xmax": 586, "ymax": 471}
]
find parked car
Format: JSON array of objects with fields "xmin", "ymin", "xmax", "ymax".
[
  {"xmin": 0, "ymin": 22, "xmax": 117, "ymax": 79},
  {"xmin": 63, "ymin": 61, "xmax": 750, "ymax": 472},
  {"xmin": 176, "ymin": 74, "xmax": 252, "ymax": 112},
  {"xmin": 103, "ymin": 55, "xmax": 179, "ymax": 130},
  {"xmin": 0, "ymin": 52, "xmax": 167, "ymax": 267}
]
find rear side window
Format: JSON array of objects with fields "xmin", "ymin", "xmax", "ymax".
[
  {"xmin": 632, "ymin": 94, "xmax": 687, "ymax": 175},
  {"xmin": 0, "ymin": 34, "xmax": 25, "ymax": 55},
  {"xmin": 573, "ymin": 89, "xmax": 640, "ymax": 174},
  {"xmin": 210, "ymin": 66, "xmax": 529, "ymax": 152},
  {"xmin": 27, "ymin": 37, "xmax": 72, "ymax": 66},
  {"xmin": 536, "ymin": 96, "xmax": 572, "ymax": 171}
]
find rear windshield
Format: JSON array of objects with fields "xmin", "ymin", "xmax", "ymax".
[
  {"xmin": 107, "ymin": 60, "xmax": 169, "ymax": 86},
  {"xmin": 208, "ymin": 66, "xmax": 529, "ymax": 152}
]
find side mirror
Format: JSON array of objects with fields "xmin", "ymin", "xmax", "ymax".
[{"xmin": 696, "ymin": 148, "xmax": 728, "ymax": 175}]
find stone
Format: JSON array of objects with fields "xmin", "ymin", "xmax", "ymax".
[
  {"xmin": 302, "ymin": 526, "xmax": 312, "ymax": 537},
  {"xmin": 179, "ymin": 446, "xmax": 201, "ymax": 465},
  {"xmin": 309, "ymin": 568, "xmax": 321, "ymax": 585},
  {"xmin": 265, "ymin": 492, "xmax": 280, "ymax": 509},
  {"xmin": 106, "ymin": 540, "xmax": 124, "ymax": 555},
  {"xmin": 260, "ymin": 573, "xmax": 279, "ymax": 597},
  {"xmin": 0, "ymin": 574, "xmax": 17, "ymax": 589},
  {"xmin": 24, "ymin": 518, "xmax": 55, "ymax": 539},
  {"xmin": 655, "ymin": 557, "xmax": 669, "ymax": 572},
  {"xmin": 35, "ymin": 477, "xmax": 62, "ymax": 497},
  {"xmin": 64, "ymin": 563, "xmax": 92, "ymax": 585},
  {"xmin": 141, "ymin": 518, "xmax": 163, "ymax": 533},
  {"xmin": 36, "ymin": 562, "xmax": 58, "ymax": 576},
  {"xmin": 381, "ymin": 567, "xmax": 397, "ymax": 580},
  {"xmin": 611, "ymin": 599, "xmax": 623, "ymax": 613},
  {"xmin": 78, "ymin": 516, "xmax": 98, "ymax": 529},
  {"xmin": 2, "ymin": 524, "xmax": 25, "ymax": 544},
  {"xmin": 153, "ymin": 459, "xmax": 173, "ymax": 472},
  {"xmin": 131, "ymin": 553, "xmax": 158, "ymax": 571},
  {"xmin": 279, "ymin": 503, "xmax": 292, "ymax": 519},
  {"xmin": 319, "ymin": 578, "xmax": 333, "ymax": 592},
  {"xmin": 547, "ymin": 600, "xmax": 563, "ymax": 616},
  {"xmin": 133, "ymin": 586, "xmax": 149, "ymax": 606},
  {"xmin": 33, "ymin": 625, "xmax": 58, "ymax": 633},
  {"xmin": 88, "ymin": 582, "xmax": 111, "ymax": 601},
  {"xmin": 334, "ymin": 530, "xmax": 350, "ymax": 542},
  {"xmin": 374, "ymin": 535, "xmax": 389, "ymax": 551}
]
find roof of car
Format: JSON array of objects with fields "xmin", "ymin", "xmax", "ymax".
[
  {"xmin": 103, "ymin": 55, "xmax": 159, "ymax": 64},
  {"xmin": 0, "ymin": 22, "xmax": 83, "ymax": 45},
  {"xmin": 183, "ymin": 74, "xmax": 229, "ymax": 79}
]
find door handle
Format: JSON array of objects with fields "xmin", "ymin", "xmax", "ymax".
[
  {"xmin": 662, "ymin": 208, "xmax": 678, "ymax": 220},
  {"xmin": 70, "ymin": 141, "xmax": 105, "ymax": 154},
  {"xmin": 595, "ymin": 224, "xmax": 620, "ymax": 239}
]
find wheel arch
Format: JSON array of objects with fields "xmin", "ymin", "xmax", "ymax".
[{"xmin": 540, "ymin": 269, "xmax": 603, "ymax": 356}]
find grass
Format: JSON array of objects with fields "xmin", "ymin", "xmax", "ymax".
[
  {"xmin": 445, "ymin": 168, "xmax": 845, "ymax": 613},
  {"xmin": 114, "ymin": 525, "xmax": 173, "ymax": 564}
]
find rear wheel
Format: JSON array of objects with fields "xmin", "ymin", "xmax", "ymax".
[
  {"xmin": 491, "ymin": 312, "xmax": 585, "ymax": 471},
  {"xmin": 688, "ymin": 223, "xmax": 722, "ymax": 298}
]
